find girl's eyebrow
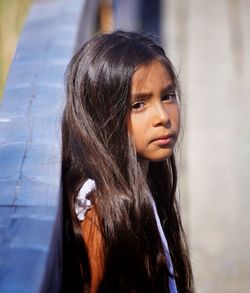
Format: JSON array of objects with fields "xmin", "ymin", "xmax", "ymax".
[
  {"xmin": 131, "ymin": 92, "xmax": 151, "ymax": 101},
  {"xmin": 162, "ymin": 83, "xmax": 176, "ymax": 93},
  {"xmin": 131, "ymin": 83, "xmax": 176, "ymax": 101}
]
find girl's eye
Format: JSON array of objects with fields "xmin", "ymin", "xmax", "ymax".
[
  {"xmin": 162, "ymin": 92, "xmax": 177, "ymax": 102},
  {"xmin": 131, "ymin": 101, "xmax": 145, "ymax": 111}
]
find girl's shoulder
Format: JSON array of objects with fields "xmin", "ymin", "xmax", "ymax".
[
  {"xmin": 76, "ymin": 179, "xmax": 104, "ymax": 292},
  {"xmin": 75, "ymin": 179, "xmax": 96, "ymax": 221},
  {"xmin": 80, "ymin": 203, "xmax": 104, "ymax": 293},
  {"xmin": 76, "ymin": 178, "xmax": 101, "ymax": 238}
]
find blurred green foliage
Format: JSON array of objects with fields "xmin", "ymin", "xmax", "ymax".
[{"xmin": 0, "ymin": 0, "xmax": 32, "ymax": 98}]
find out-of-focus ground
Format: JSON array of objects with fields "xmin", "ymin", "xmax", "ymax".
[
  {"xmin": 0, "ymin": 0, "xmax": 32, "ymax": 97},
  {"xmin": 163, "ymin": 0, "xmax": 250, "ymax": 292}
]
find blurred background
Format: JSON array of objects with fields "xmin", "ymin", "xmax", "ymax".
[
  {"xmin": 163, "ymin": 1, "xmax": 250, "ymax": 292},
  {"xmin": 0, "ymin": 0, "xmax": 32, "ymax": 97},
  {"xmin": 1, "ymin": 0, "xmax": 250, "ymax": 292}
]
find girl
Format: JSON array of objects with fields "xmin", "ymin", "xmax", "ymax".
[{"xmin": 62, "ymin": 31, "xmax": 194, "ymax": 293}]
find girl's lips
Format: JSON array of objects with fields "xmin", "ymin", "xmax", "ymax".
[{"xmin": 151, "ymin": 134, "xmax": 176, "ymax": 145}]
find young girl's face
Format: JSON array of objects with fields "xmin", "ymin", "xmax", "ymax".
[{"xmin": 129, "ymin": 59, "xmax": 180, "ymax": 162}]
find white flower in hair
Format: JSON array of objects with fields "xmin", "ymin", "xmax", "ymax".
[{"xmin": 75, "ymin": 179, "xmax": 96, "ymax": 221}]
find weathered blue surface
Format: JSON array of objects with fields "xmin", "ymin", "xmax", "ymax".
[{"xmin": 0, "ymin": 0, "xmax": 86, "ymax": 292}]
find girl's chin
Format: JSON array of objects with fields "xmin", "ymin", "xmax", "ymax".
[{"xmin": 141, "ymin": 149, "xmax": 174, "ymax": 162}]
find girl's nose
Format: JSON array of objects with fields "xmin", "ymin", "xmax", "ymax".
[{"xmin": 152, "ymin": 103, "xmax": 170, "ymax": 127}]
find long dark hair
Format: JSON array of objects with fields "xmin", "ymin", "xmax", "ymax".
[{"xmin": 62, "ymin": 30, "xmax": 194, "ymax": 293}]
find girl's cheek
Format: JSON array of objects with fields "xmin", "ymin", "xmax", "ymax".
[{"xmin": 175, "ymin": 105, "xmax": 181, "ymax": 132}]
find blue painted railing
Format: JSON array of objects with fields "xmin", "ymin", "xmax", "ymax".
[{"xmin": 0, "ymin": 0, "xmax": 98, "ymax": 291}]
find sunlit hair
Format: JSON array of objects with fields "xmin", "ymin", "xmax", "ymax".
[{"xmin": 62, "ymin": 30, "xmax": 194, "ymax": 293}]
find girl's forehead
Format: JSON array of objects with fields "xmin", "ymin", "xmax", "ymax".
[{"xmin": 131, "ymin": 60, "xmax": 173, "ymax": 95}]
